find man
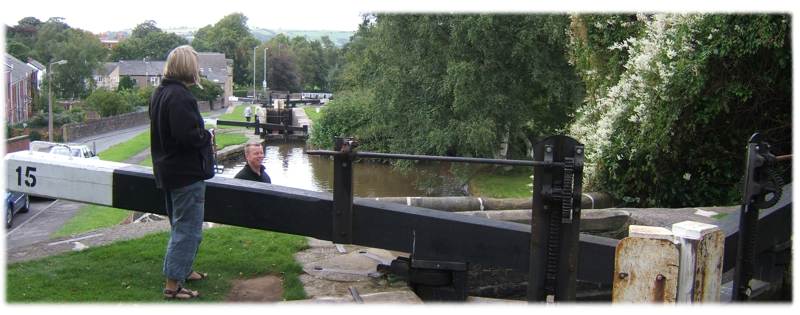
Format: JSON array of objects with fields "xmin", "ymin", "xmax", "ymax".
[{"xmin": 234, "ymin": 141, "xmax": 271, "ymax": 183}]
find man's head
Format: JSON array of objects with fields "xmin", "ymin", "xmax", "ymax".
[{"xmin": 244, "ymin": 141, "xmax": 264, "ymax": 172}]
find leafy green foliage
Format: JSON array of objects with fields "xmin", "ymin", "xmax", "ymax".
[
  {"xmin": 117, "ymin": 76, "xmax": 137, "ymax": 91},
  {"xmin": 191, "ymin": 13, "xmax": 260, "ymax": 85},
  {"xmin": 7, "ymin": 17, "xmax": 107, "ymax": 99},
  {"xmin": 568, "ymin": 14, "xmax": 791, "ymax": 207},
  {"xmin": 315, "ymin": 15, "xmax": 582, "ymax": 159},
  {"xmin": 308, "ymin": 89, "xmax": 374, "ymax": 149},
  {"xmin": 190, "ymin": 78, "xmax": 224, "ymax": 107},
  {"xmin": 85, "ymin": 89, "xmax": 133, "ymax": 117},
  {"xmin": 109, "ymin": 21, "xmax": 188, "ymax": 61}
]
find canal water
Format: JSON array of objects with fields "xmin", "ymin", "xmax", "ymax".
[{"xmin": 219, "ymin": 142, "xmax": 480, "ymax": 197}]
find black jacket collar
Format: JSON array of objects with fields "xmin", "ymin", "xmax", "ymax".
[{"xmin": 161, "ymin": 78, "xmax": 188, "ymax": 88}]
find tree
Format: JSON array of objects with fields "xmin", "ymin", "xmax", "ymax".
[
  {"xmin": 314, "ymin": 14, "xmax": 582, "ymax": 160},
  {"xmin": 131, "ymin": 20, "xmax": 161, "ymax": 38},
  {"xmin": 268, "ymin": 53, "xmax": 301, "ymax": 92},
  {"xmin": 110, "ymin": 21, "xmax": 188, "ymax": 61},
  {"xmin": 117, "ymin": 76, "xmax": 137, "ymax": 91},
  {"xmin": 48, "ymin": 28, "xmax": 107, "ymax": 98},
  {"xmin": 190, "ymin": 78, "xmax": 223, "ymax": 110},
  {"xmin": 5, "ymin": 40, "xmax": 32, "ymax": 61},
  {"xmin": 85, "ymin": 89, "xmax": 131, "ymax": 117},
  {"xmin": 5, "ymin": 16, "xmax": 42, "ymax": 59},
  {"xmin": 191, "ymin": 13, "xmax": 260, "ymax": 85}
]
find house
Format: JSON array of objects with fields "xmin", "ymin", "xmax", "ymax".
[
  {"xmin": 94, "ymin": 52, "xmax": 233, "ymax": 106},
  {"xmin": 4, "ymin": 53, "xmax": 39, "ymax": 124},
  {"xmin": 197, "ymin": 52, "xmax": 233, "ymax": 107},
  {"xmin": 116, "ymin": 59, "xmax": 167, "ymax": 88},
  {"xmin": 26, "ymin": 58, "xmax": 45, "ymax": 90},
  {"xmin": 94, "ymin": 62, "xmax": 120, "ymax": 90}
]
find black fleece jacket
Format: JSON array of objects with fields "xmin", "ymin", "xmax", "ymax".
[{"xmin": 149, "ymin": 78, "xmax": 214, "ymax": 189}]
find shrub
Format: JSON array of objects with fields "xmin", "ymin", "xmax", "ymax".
[
  {"xmin": 568, "ymin": 14, "xmax": 791, "ymax": 207},
  {"xmin": 85, "ymin": 89, "xmax": 132, "ymax": 117}
]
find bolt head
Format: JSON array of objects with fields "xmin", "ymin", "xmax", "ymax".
[
  {"xmin": 656, "ymin": 274, "xmax": 665, "ymax": 281},
  {"xmin": 546, "ymin": 147, "xmax": 552, "ymax": 153},
  {"xmin": 576, "ymin": 148, "xmax": 583, "ymax": 154},
  {"xmin": 618, "ymin": 272, "xmax": 628, "ymax": 279}
]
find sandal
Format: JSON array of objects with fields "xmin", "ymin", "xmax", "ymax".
[
  {"xmin": 185, "ymin": 270, "xmax": 208, "ymax": 282},
  {"xmin": 163, "ymin": 286, "xmax": 200, "ymax": 300}
]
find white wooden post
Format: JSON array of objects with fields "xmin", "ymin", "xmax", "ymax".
[{"xmin": 672, "ymin": 221, "xmax": 724, "ymax": 303}]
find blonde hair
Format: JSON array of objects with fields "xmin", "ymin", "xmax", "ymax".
[{"xmin": 163, "ymin": 45, "xmax": 202, "ymax": 89}]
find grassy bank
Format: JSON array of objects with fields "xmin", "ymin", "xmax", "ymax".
[
  {"xmin": 469, "ymin": 167, "xmax": 532, "ymax": 198},
  {"xmin": 218, "ymin": 104, "xmax": 247, "ymax": 129},
  {"xmin": 304, "ymin": 107, "xmax": 323, "ymax": 122},
  {"xmin": 97, "ymin": 130, "xmax": 151, "ymax": 162},
  {"xmin": 8, "ymin": 226, "xmax": 309, "ymax": 302},
  {"xmin": 51, "ymin": 205, "xmax": 131, "ymax": 239}
]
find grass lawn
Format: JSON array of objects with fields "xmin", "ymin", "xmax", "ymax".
[
  {"xmin": 304, "ymin": 107, "xmax": 323, "ymax": 122},
  {"xmin": 218, "ymin": 104, "xmax": 248, "ymax": 129},
  {"xmin": 215, "ymin": 132, "xmax": 249, "ymax": 150},
  {"xmin": 52, "ymin": 205, "xmax": 132, "ymax": 238},
  {"xmin": 469, "ymin": 167, "xmax": 533, "ymax": 198},
  {"xmin": 8, "ymin": 226, "xmax": 309, "ymax": 302},
  {"xmin": 97, "ymin": 130, "xmax": 151, "ymax": 162}
]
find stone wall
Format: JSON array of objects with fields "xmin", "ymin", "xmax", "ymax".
[
  {"xmin": 62, "ymin": 111, "xmax": 149, "ymax": 142},
  {"xmin": 61, "ymin": 99, "xmax": 221, "ymax": 142}
]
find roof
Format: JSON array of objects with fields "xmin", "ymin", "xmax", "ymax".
[
  {"xmin": 99, "ymin": 62, "xmax": 118, "ymax": 76},
  {"xmin": 197, "ymin": 52, "xmax": 230, "ymax": 84},
  {"xmin": 4, "ymin": 53, "xmax": 37, "ymax": 84},
  {"xmin": 26, "ymin": 58, "xmax": 45, "ymax": 71},
  {"xmin": 117, "ymin": 60, "xmax": 167, "ymax": 76},
  {"xmin": 113, "ymin": 52, "xmax": 230, "ymax": 83}
]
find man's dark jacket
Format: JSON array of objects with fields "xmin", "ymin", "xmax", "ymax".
[
  {"xmin": 149, "ymin": 78, "xmax": 214, "ymax": 190},
  {"xmin": 235, "ymin": 164, "xmax": 271, "ymax": 183}
]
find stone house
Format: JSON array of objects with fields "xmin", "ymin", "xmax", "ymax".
[{"xmin": 94, "ymin": 52, "xmax": 233, "ymax": 106}]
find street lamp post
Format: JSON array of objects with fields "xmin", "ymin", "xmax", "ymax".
[
  {"xmin": 48, "ymin": 59, "xmax": 68, "ymax": 142},
  {"xmin": 264, "ymin": 47, "xmax": 271, "ymax": 103},
  {"xmin": 253, "ymin": 46, "xmax": 257, "ymax": 102}
]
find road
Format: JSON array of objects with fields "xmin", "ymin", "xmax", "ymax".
[{"xmin": 6, "ymin": 198, "xmax": 84, "ymax": 250}]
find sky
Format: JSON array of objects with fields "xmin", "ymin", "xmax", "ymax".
[{"xmin": 3, "ymin": 0, "xmax": 797, "ymax": 34}]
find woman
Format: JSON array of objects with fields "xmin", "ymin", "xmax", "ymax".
[{"xmin": 149, "ymin": 45, "xmax": 215, "ymax": 299}]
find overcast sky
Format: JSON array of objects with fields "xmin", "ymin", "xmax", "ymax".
[{"xmin": 3, "ymin": 0, "xmax": 795, "ymax": 34}]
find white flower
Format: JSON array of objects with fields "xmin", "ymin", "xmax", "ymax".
[{"xmin": 683, "ymin": 173, "xmax": 692, "ymax": 181}]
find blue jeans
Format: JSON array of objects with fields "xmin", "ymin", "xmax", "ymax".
[{"xmin": 163, "ymin": 181, "xmax": 205, "ymax": 283}]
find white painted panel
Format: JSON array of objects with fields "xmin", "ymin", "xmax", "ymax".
[{"xmin": 4, "ymin": 151, "xmax": 126, "ymax": 206}]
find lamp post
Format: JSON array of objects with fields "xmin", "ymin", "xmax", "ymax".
[
  {"xmin": 264, "ymin": 47, "xmax": 270, "ymax": 102},
  {"xmin": 253, "ymin": 46, "xmax": 257, "ymax": 102},
  {"xmin": 48, "ymin": 59, "xmax": 68, "ymax": 142}
]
